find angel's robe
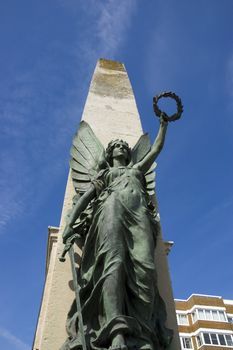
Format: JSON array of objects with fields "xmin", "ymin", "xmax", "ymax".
[{"xmin": 61, "ymin": 165, "xmax": 172, "ymax": 350}]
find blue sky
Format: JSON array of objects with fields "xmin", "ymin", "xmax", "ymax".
[{"xmin": 1, "ymin": 1, "xmax": 233, "ymax": 349}]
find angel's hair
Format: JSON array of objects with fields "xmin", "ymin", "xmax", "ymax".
[{"xmin": 105, "ymin": 139, "xmax": 131, "ymax": 166}]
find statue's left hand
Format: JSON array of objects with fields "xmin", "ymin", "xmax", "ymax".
[{"xmin": 62, "ymin": 225, "xmax": 74, "ymax": 244}]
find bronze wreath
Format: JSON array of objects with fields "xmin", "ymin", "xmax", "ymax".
[{"xmin": 153, "ymin": 91, "xmax": 183, "ymax": 122}]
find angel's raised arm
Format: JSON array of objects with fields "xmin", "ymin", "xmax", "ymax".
[{"xmin": 136, "ymin": 115, "xmax": 168, "ymax": 173}]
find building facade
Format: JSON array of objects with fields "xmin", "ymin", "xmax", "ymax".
[{"xmin": 175, "ymin": 294, "xmax": 233, "ymax": 350}]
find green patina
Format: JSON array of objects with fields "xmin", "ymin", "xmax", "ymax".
[{"xmin": 60, "ymin": 96, "xmax": 183, "ymax": 350}]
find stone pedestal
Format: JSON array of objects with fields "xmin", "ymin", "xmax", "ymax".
[{"xmin": 33, "ymin": 59, "xmax": 180, "ymax": 350}]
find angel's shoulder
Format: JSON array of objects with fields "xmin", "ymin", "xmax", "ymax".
[{"xmin": 96, "ymin": 167, "xmax": 109, "ymax": 179}]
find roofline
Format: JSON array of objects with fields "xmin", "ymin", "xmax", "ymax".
[{"xmin": 175, "ymin": 293, "xmax": 223, "ymax": 302}]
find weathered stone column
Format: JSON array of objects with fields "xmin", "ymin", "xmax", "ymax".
[{"xmin": 33, "ymin": 59, "xmax": 180, "ymax": 350}]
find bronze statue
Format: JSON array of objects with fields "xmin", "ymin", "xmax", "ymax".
[{"xmin": 60, "ymin": 92, "xmax": 183, "ymax": 350}]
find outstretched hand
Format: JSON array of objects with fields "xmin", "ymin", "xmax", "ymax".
[{"xmin": 159, "ymin": 113, "xmax": 168, "ymax": 127}]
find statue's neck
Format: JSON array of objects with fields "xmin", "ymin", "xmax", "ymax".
[{"xmin": 112, "ymin": 157, "xmax": 127, "ymax": 167}]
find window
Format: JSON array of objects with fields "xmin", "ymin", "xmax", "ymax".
[
  {"xmin": 196, "ymin": 335, "xmax": 203, "ymax": 347},
  {"xmin": 226, "ymin": 335, "xmax": 233, "ymax": 346},
  {"xmin": 212, "ymin": 310, "xmax": 219, "ymax": 321},
  {"xmin": 210, "ymin": 333, "xmax": 218, "ymax": 345},
  {"xmin": 228, "ymin": 316, "xmax": 233, "ymax": 324},
  {"xmin": 203, "ymin": 333, "xmax": 211, "ymax": 344},
  {"xmin": 177, "ymin": 313, "xmax": 189, "ymax": 325},
  {"xmin": 197, "ymin": 332, "xmax": 233, "ymax": 348},
  {"xmin": 219, "ymin": 334, "xmax": 226, "ymax": 346},
  {"xmin": 219, "ymin": 311, "xmax": 226, "ymax": 321},
  {"xmin": 192, "ymin": 308, "xmax": 227, "ymax": 322},
  {"xmin": 192, "ymin": 312, "xmax": 197, "ymax": 323},
  {"xmin": 205, "ymin": 309, "xmax": 211, "ymax": 319},
  {"xmin": 198, "ymin": 309, "xmax": 205, "ymax": 319},
  {"xmin": 180, "ymin": 337, "xmax": 192, "ymax": 349}
]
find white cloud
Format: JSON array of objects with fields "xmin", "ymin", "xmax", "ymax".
[
  {"xmin": 0, "ymin": 0, "xmax": 137, "ymax": 232},
  {"xmin": 59, "ymin": 0, "xmax": 137, "ymax": 64},
  {"xmin": 96, "ymin": 0, "xmax": 136, "ymax": 56},
  {"xmin": 0, "ymin": 327, "xmax": 30, "ymax": 350}
]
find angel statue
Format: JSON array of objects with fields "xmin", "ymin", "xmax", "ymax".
[{"xmin": 60, "ymin": 110, "xmax": 175, "ymax": 350}]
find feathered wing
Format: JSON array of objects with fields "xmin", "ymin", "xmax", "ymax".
[
  {"xmin": 131, "ymin": 133, "xmax": 157, "ymax": 196},
  {"xmin": 70, "ymin": 121, "xmax": 105, "ymax": 194}
]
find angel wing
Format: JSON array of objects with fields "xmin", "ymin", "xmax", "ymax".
[
  {"xmin": 131, "ymin": 133, "xmax": 157, "ymax": 196},
  {"xmin": 70, "ymin": 121, "xmax": 105, "ymax": 194}
]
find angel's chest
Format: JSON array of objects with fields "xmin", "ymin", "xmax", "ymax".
[{"xmin": 106, "ymin": 167, "xmax": 144, "ymax": 185}]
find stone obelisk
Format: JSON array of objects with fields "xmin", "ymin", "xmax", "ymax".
[{"xmin": 33, "ymin": 59, "xmax": 180, "ymax": 350}]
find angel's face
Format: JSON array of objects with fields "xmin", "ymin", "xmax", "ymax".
[{"xmin": 112, "ymin": 142, "xmax": 129, "ymax": 160}]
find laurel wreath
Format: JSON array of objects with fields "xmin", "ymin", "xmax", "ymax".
[{"xmin": 153, "ymin": 91, "xmax": 183, "ymax": 122}]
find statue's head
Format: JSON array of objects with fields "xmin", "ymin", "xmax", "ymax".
[{"xmin": 105, "ymin": 139, "xmax": 131, "ymax": 166}]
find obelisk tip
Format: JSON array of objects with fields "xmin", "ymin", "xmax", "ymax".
[{"xmin": 98, "ymin": 58, "xmax": 125, "ymax": 72}]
